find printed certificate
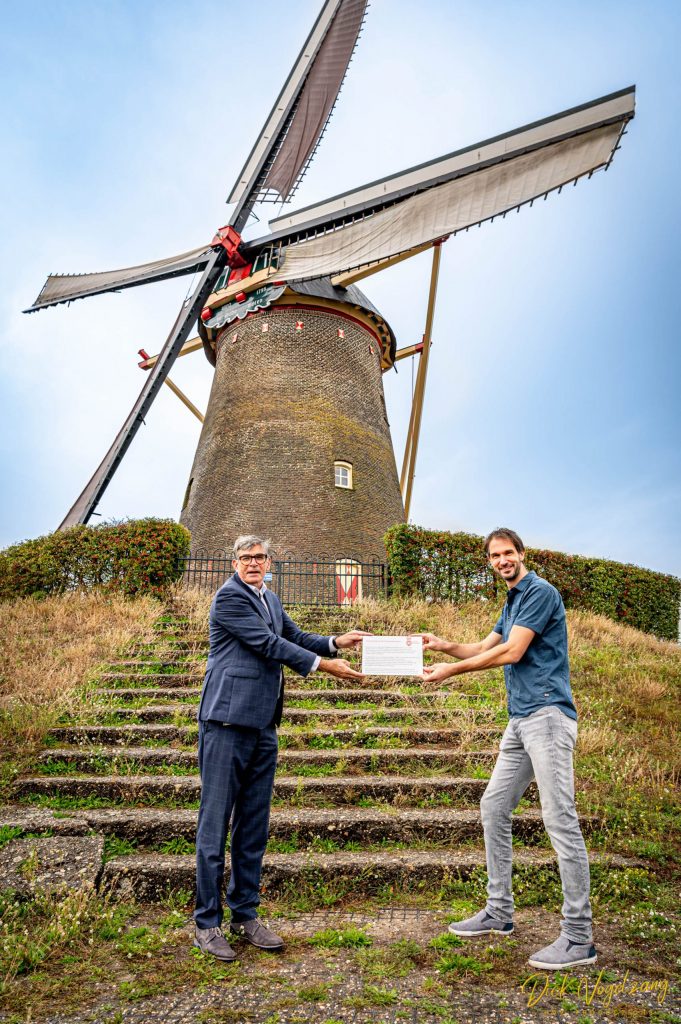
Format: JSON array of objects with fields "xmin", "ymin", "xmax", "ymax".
[{"xmin": 361, "ymin": 636, "xmax": 423, "ymax": 676}]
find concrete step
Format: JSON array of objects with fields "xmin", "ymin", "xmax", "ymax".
[
  {"xmin": 0, "ymin": 806, "xmax": 558, "ymax": 847},
  {"xmin": 283, "ymin": 689, "xmax": 487, "ymax": 706},
  {"xmin": 14, "ymin": 774, "xmax": 505, "ymax": 806},
  {"xmin": 151, "ymin": 625, "xmax": 202, "ymax": 637},
  {"xmin": 47, "ymin": 724, "xmax": 499, "ymax": 747},
  {"xmin": 99, "ymin": 662, "xmax": 487, "ymax": 683},
  {"xmin": 145, "ymin": 635, "xmax": 206, "ymax": 646},
  {"xmin": 129, "ymin": 641, "xmax": 209, "ymax": 655},
  {"xmin": 95, "ymin": 688, "xmax": 200, "ymax": 701},
  {"xmin": 102, "ymin": 849, "xmax": 642, "ymax": 902},
  {"xmin": 97, "ymin": 674, "xmax": 201, "ymax": 688},
  {"xmin": 92, "ymin": 686, "xmax": 469, "ymax": 706},
  {"xmin": 96, "ymin": 672, "xmax": 439, "ymax": 692},
  {"xmin": 90, "ymin": 705, "xmax": 498, "ymax": 725},
  {"xmin": 108, "ymin": 660, "xmax": 205, "ymax": 670},
  {"xmin": 91, "ymin": 689, "xmax": 488, "ymax": 713},
  {"xmin": 36, "ymin": 746, "xmax": 498, "ymax": 773}
]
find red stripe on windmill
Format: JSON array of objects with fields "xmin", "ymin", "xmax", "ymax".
[{"xmin": 23, "ymin": 1, "xmax": 635, "ymax": 560}]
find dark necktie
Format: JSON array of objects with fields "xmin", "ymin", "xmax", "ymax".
[{"xmin": 259, "ymin": 590, "xmax": 272, "ymax": 623}]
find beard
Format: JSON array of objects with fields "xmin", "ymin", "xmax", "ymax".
[{"xmin": 497, "ymin": 563, "xmax": 522, "ymax": 582}]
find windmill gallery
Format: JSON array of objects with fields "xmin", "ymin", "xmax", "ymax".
[{"xmin": 24, "ymin": 0, "xmax": 635, "ymax": 561}]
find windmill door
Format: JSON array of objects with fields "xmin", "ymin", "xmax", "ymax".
[{"xmin": 335, "ymin": 559, "xmax": 362, "ymax": 606}]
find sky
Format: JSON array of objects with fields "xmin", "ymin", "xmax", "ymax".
[{"xmin": 1, "ymin": 0, "xmax": 679, "ymax": 576}]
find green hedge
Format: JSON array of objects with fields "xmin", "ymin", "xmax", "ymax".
[
  {"xmin": 384, "ymin": 524, "xmax": 681, "ymax": 641},
  {"xmin": 0, "ymin": 519, "xmax": 191, "ymax": 600}
]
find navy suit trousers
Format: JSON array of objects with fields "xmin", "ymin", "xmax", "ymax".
[{"xmin": 194, "ymin": 719, "xmax": 278, "ymax": 928}]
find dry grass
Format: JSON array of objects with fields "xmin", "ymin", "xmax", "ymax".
[
  {"xmin": 172, "ymin": 590, "xmax": 504, "ymax": 642},
  {"xmin": 575, "ymin": 722, "xmax": 619, "ymax": 756},
  {"xmin": 568, "ymin": 607, "xmax": 680, "ymax": 656},
  {"xmin": 169, "ymin": 584, "xmax": 211, "ymax": 630},
  {"xmin": 566, "ymin": 610, "xmax": 680, "ymax": 773},
  {"xmin": 345, "ymin": 601, "xmax": 681, "ymax": 794},
  {"xmin": 0, "ymin": 592, "xmax": 159, "ymax": 757}
]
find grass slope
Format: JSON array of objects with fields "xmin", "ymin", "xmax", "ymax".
[{"xmin": 0, "ymin": 592, "xmax": 159, "ymax": 790}]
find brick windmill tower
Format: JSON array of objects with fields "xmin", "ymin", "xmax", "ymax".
[
  {"xmin": 25, "ymin": 0, "xmax": 635, "ymax": 565},
  {"xmin": 180, "ymin": 275, "xmax": 403, "ymax": 559}
]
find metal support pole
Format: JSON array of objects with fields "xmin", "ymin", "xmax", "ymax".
[
  {"xmin": 394, "ymin": 341, "xmax": 424, "ymax": 362},
  {"xmin": 400, "ymin": 241, "xmax": 443, "ymax": 520},
  {"xmin": 400, "ymin": 375, "xmax": 419, "ymax": 492},
  {"xmin": 164, "ymin": 377, "xmax": 204, "ymax": 423}
]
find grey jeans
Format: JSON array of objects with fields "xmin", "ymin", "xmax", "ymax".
[{"xmin": 480, "ymin": 705, "xmax": 593, "ymax": 943}]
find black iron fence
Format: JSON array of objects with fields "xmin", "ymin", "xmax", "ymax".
[{"xmin": 182, "ymin": 553, "xmax": 388, "ymax": 606}]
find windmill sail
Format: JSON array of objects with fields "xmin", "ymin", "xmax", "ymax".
[
  {"xmin": 58, "ymin": 251, "xmax": 225, "ymax": 529},
  {"xmin": 249, "ymin": 88, "xmax": 634, "ymax": 280},
  {"xmin": 227, "ymin": 0, "xmax": 367, "ymax": 212},
  {"xmin": 30, "ymin": 0, "xmax": 370, "ymax": 528},
  {"xmin": 24, "ymin": 245, "xmax": 212, "ymax": 313}
]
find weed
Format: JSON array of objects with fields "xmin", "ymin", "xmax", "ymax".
[
  {"xmin": 436, "ymin": 952, "xmax": 491, "ymax": 976},
  {"xmin": 298, "ymin": 982, "xmax": 331, "ymax": 1001},
  {"xmin": 0, "ymin": 826, "xmax": 23, "ymax": 850},
  {"xmin": 310, "ymin": 836, "xmax": 341, "ymax": 853},
  {"xmin": 159, "ymin": 886, "xmax": 193, "ymax": 913},
  {"xmin": 103, "ymin": 836, "xmax": 138, "ymax": 861},
  {"xmin": 18, "ymin": 847, "xmax": 39, "ymax": 881},
  {"xmin": 355, "ymin": 939, "xmax": 422, "ymax": 979},
  {"xmin": 0, "ymin": 888, "xmax": 123, "ymax": 987},
  {"xmin": 94, "ymin": 903, "xmax": 139, "ymax": 941},
  {"xmin": 158, "ymin": 836, "xmax": 195, "ymax": 855},
  {"xmin": 308, "ymin": 927, "xmax": 373, "ymax": 949},
  {"xmin": 275, "ymin": 873, "xmax": 355, "ymax": 911},
  {"xmin": 118, "ymin": 978, "xmax": 165, "ymax": 1001},
  {"xmin": 267, "ymin": 835, "xmax": 300, "ymax": 854},
  {"xmin": 429, "ymin": 933, "xmax": 465, "ymax": 951},
  {"xmin": 346, "ymin": 983, "xmax": 399, "ymax": 1007}
]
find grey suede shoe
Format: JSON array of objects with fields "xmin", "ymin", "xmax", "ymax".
[
  {"xmin": 528, "ymin": 934, "xmax": 597, "ymax": 970},
  {"xmin": 193, "ymin": 926, "xmax": 237, "ymax": 961},
  {"xmin": 448, "ymin": 909, "xmax": 514, "ymax": 937},
  {"xmin": 230, "ymin": 918, "xmax": 284, "ymax": 951}
]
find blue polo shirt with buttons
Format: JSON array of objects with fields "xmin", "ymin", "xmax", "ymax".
[{"xmin": 493, "ymin": 570, "xmax": 577, "ymax": 721}]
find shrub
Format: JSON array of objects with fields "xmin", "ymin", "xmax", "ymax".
[
  {"xmin": 0, "ymin": 519, "xmax": 190, "ymax": 600},
  {"xmin": 384, "ymin": 525, "xmax": 681, "ymax": 641}
]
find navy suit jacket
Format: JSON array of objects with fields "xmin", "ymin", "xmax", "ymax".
[{"xmin": 198, "ymin": 573, "xmax": 333, "ymax": 729}]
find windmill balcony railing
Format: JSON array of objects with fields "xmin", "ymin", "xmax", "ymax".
[{"xmin": 181, "ymin": 552, "xmax": 388, "ymax": 606}]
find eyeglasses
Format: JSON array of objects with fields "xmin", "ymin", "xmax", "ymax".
[{"xmin": 238, "ymin": 553, "xmax": 269, "ymax": 564}]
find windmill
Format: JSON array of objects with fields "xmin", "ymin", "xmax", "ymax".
[{"xmin": 25, "ymin": 0, "xmax": 635, "ymax": 562}]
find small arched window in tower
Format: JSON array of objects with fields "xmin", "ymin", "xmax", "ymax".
[{"xmin": 334, "ymin": 461, "xmax": 353, "ymax": 490}]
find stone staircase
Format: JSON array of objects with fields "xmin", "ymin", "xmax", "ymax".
[{"xmin": 2, "ymin": 609, "xmax": 637, "ymax": 903}]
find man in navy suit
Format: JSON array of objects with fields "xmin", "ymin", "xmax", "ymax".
[{"xmin": 194, "ymin": 534, "xmax": 367, "ymax": 960}]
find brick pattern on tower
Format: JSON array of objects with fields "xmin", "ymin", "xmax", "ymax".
[{"xmin": 180, "ymin": 302, "xmax": 405, "ymax": 560}]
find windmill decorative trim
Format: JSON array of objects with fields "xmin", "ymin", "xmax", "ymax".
[{"xmin": 24, "ymin": 0, "xmax": 635, "ymax": 551}]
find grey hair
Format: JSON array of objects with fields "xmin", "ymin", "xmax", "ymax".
[{"xmin": 232, "ymin": 535, "xmax": 271, "ymax": 560}]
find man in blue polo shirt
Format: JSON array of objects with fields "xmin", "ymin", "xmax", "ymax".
[{"xmin": 421, "ymin": 527, "xmax": 595, "ymax": 971}]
